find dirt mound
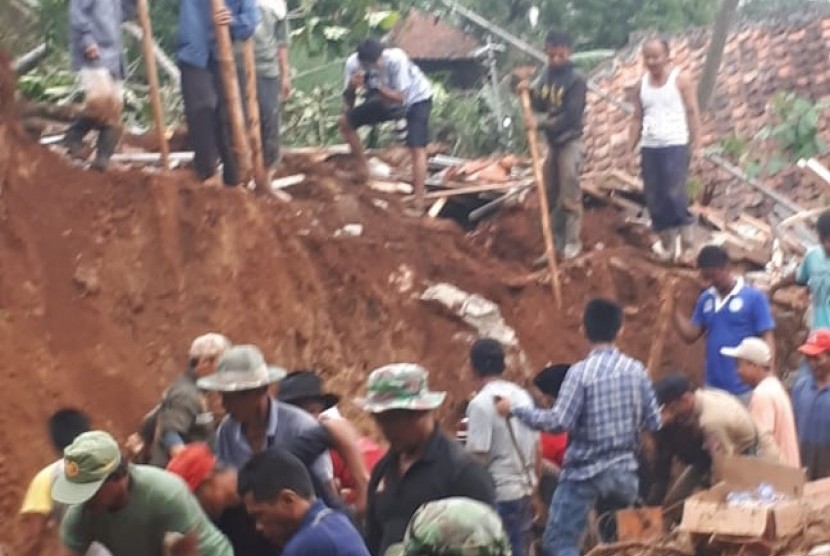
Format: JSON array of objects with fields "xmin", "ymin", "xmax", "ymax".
[{"xmin": 0, "ymin": 56, "xmax": 717, "ymax": 548}]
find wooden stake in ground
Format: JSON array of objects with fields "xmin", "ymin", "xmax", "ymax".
[
  {"xmin": 209, "ymin": 0, "xmax": 251, "ymax": 183},
  {"xmin": 241, "ymin": 40, "xmax": 267, "ymax": 193},
  {"xmin": 136, "ymin": 0, "xmax": 169, "ymax": 170},
  {"xmin": 646, "ymin": 277, "xmax": 678, "ymax": 378},
  {"xmin": 519, "ymin": 88, "xmax": 562, "ymax": 307}
]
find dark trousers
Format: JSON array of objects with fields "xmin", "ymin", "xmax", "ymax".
[
  {"xmin": 180, "ymin": 61, "xmax": 239, "ymax": 185},
  {"xmin": 543, "ymin": 139, "xmax": 583, "ymax": 251},
  {"xmin": 65, "ymin": 117, "xmax": 118, "ymax": 163},
  {"xmin": 641, "ymin": 145, "xmax": 693, "ymax": 232},
  {"xmin": 497, "ymin": 496, "xmax": 534, "ymax": 556}
]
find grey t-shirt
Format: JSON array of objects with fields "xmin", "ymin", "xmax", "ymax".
[
  {"xmin": 466, "ymin": 380, "xmax": 538, "ymax": 502},
  {"xmin": 343, "ymin": 47, "xmax": 432, "ymax": 108}
]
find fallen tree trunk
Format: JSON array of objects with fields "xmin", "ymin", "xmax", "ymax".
[
  {"xmin": 13, "ymin": 43, "xmax": 50, "ymax": 75},
  {"xmin": 122, "ymin": 22, "xmax": 180, "ymax": 85}
]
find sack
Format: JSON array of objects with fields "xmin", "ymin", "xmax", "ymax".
[{"xmin": 79, "ymin": 67, "xmax": 123, "ymax": 125}]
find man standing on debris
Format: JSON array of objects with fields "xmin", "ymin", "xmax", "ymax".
[
  {"xmin": 495, "ymin": 298, "xmax": 662, "ymax": 556},
  {"xmin": 198, "ymin": 345, "xmax": 363, "ymax": 511},
  {"xmin": 629, "ymin": 37, "xmax": 702, "ymax": 262},
  {"xmin": 357, "ymin": 363, "xmax": 495, "ymax": 555},
  {"xmin": 521, "ymin": 30, "xmax": 587, "ymax": 261},
  {"xmin": 721, "ymin": 337, "xmax": 801, "ymax": 467},
  {"xmin": 235, "ymin": 0, "xmax": 291, "ymax": 168},
  {"xmin": 466, "ymin": 339, "xmax": 538, "ymax": 556},
  {"xmin": 177, "ymin": 0, "xmax": 259, "ymax": 186},
  {"xmin": 674, "ymin": 245, "xmax": 776, "ymax": 403},
  {"xmin": 792, "ymin": 330, "xmax": 830, "ymax": 480},
  {"xmin": 143, "ymin": 333, "xmax": 231, "ymax": 467},
  {"xmin": 770, "ymin": 210, "xmax": 830, "ymax": 382},
  {"xmin": 53, "ymin": 430, "xmax": 232, "ymax": 556},
  {"xmin": 654, "ymin": 373, "xmax": 782, "ymax": 463},
  {"xmin": 65, "ymin": 0, "xmax": 136, "ymax": 170},
  {"xmin": 339, "ymin": 38, "xmax": 433, "ymax": 213},
  {"xmin": 239, "ymin": 450, "xmax": 371, "ymax": 556}
]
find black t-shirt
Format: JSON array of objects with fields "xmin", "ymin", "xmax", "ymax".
[{"xmin": 365, "ymin": 427, "xmax": 495, "ymax": 556}]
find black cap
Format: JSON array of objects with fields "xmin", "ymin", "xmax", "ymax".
[
  {"xmin": 533, "ymin": 364, "xmax": 571, "ymax": 398},
  {"xmin": 653, "ymin": 373, "xmax": 693, "ymax": 406},
  {"xmin": 278, "ymin": 370, "xmax": 340, "ymax": 409}
]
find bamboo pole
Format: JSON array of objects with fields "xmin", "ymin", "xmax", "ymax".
[
  {"xmin": 519, "ymin": 88, "xmax": 562, "ymax": 307},
  {"xmin": 646, "ymin": 277, "xmax": 678, "ymax": 379},
  {"xmin": 241, "ymin": 40, "xmax": 267, "ymax": 193},
  {"xmin": 209, "ymin": 0, "xmax": 251, "ymax": 184},
  {"xmin": 135, "ymin": 0, "xmax": 169, "ymax": 170}
]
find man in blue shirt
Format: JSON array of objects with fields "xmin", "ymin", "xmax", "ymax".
[
  {"xmin": 239, "ymin": 449, "xmax": 370, "ymax": 556},
  {"xmin": 674, "ymin": 245, "xmax": 776, "ymax": 403},
  {"xmin": 496, "ymin": 298, "xmax": 661, "ymax": 556},
  {"xmin": 792, "ymin": 330, "xmax": 830, "ymax": 480},
  {"xmin": 177, "ymin": 0, "xmax": 259, "ymax": 186}
]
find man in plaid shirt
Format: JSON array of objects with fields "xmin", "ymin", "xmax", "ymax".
[{"xmin": 496, "ymin": 298, "xmax": 661, "ymax": 556}]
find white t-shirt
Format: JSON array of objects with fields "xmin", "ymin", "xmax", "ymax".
[
  {"xmin": 466, "ymin": 380, "xmax": 538, "ymax": 502},
  {"xmin": 343, "ymin": 47, "xmax": 432, "ymax": 108}
]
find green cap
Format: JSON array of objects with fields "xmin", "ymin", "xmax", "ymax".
[
  {"xmin": 52, "ymin": 431, "xmax": 122, "ymax": 505},
  {"xmin": 384, "ymin": 497, "xmax": 511, "ymax": 556},
  {"xmin": 355, "ymin": 363, "xmax": 446, "ymax": 414}
]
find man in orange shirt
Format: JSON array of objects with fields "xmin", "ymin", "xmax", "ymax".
[{"xmin": 721, "ymin": 337, "xmax": 801, "ymax": 468}]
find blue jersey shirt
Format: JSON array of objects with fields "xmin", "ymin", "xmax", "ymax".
[
  {"xmin": 792, "ymin": 374, "xmax": 830, "ymax": 480},
  {"xmin": 177, "ymin": 0, "xmax": 259, "ymax": 69},
  {"xmin": 691, "ymin": 278, "xmax": 775, "ymax": 395},
  {"xmin": 282, "ymin": 500, "xmax": 370, "ymax": 556},
  {"xmin": 797, "ymin": 246, "xmax": 830, "ymax": 331}
]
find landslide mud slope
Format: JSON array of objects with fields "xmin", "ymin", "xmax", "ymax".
[{"xmin": 0, "ymin": 54, "xmax": 711, "ymax": 546}]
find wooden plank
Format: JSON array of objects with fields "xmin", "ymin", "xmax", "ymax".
[
  {"xmin": 136, "ymin": 0, "xmax": 169, "ymax": 170},
  {"xmin": 427, "ymin": 198, "xmax": 447, "ymax": 218},
  {"xmin": 423, "ymin": 179, "xmax": 533, "ymax": 200},
  {"xmin": 581, "ymin": 182, "xmax": 643, "ymax": 213},
  {"xmin": 646, "ymin": 278, "xmax": 678, "ymax": 379},
  {"xmin": 368, "ymin": 179, "xmax": 414, "ymax": 195},
  {"xmin": 242, "ymin": 40, "xmax": 267, "ymax": 193},
  {"xmin": 271, "ymin": 174, "xmax": 306, "ymax": 190}
]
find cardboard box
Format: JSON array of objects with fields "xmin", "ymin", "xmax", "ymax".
[{"xmin": 679, "ymin": 456, "xmax": 807, "ymax": 540}]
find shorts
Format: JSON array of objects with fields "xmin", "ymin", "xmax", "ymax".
[{"xmin": 346, "ymin": 98, "xmax": 432, "ymax": 147}]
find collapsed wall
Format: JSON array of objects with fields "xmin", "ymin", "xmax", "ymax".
[{"xmin": 0, "ymin": 52, "xmax": 729, "ymax": 547}]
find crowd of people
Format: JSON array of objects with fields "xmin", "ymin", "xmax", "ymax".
[{"xmin": 13, "ymin": 221, "xmax": 830, "ymax": 556}]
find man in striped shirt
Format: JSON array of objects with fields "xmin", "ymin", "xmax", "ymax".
[{"xmin": 496, "ymin": 298, "xmax": 661, "ymax": 556}]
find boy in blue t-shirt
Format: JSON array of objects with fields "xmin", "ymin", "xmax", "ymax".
[{"xmin": 674, "ymin": 245, "xmax": 776, "ymax": 403}]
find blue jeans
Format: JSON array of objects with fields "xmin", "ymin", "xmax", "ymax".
[
  {"xmin": 496, "ymin": 496, "xmax": 534, "ymax": 556},
  {"xmin": 542, "ymin": 467, "xmax": 639, "ymax": 556}
]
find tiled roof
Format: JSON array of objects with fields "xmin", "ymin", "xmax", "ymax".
[
  {"xmin": 389, "ymin": 8, "xmax": 481, "ymax": 61},
  {"xmin": 583, "ymin": 10, "xmax": 830, "ymax": 214}
]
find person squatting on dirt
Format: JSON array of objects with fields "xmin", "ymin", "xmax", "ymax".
[
  {"xmin": 521, "ymin": 30, "xmax": 587, "ymax": 261},
  {"xmin": 339, "ymin": 38, "xmax": 433, "ymax": 213},
  {"xmin": 629, "ymin": 37, "xmax": 702, "ymax": 262},
  {"xmin": 495, "ymin": 298, "xmax": 661, "ymax": 556},
  {"xmin": 52, "ymin": 431, "xmax": 232, "ymax": 556},
  {"xmin": 234, "ymin": 0, "xmax": 291, "ymax": 168},
  {"xmin": 65, "ymin": 0, "xmax": 136, "ymax": 170},
  {"xmin": 177, "ymin": 0, "xmax": 259, "ymax": 186},
  {"xmin": 465, "ymin": 338, "xmax": 539, "ymax": 556}
]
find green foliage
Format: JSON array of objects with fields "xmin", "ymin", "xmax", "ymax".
[
  {"xmin": 738, "ymin": 0, "xmax": 814, "ymax": 18},
  {"xmin": 281, "ymin": 84, "xmax": 342, "ymax": 145}
]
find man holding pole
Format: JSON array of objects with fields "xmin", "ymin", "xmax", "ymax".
[
  {"xmin": 520, "ymin": 30, "xmax": 587, "ymax": 261},
  {"xmin": 177, "ymin": 0, "xmax": 259, "ymax": 186},
  {"xmin": 235, "ymin": 0, "xmax": 291, "ymax": 169}
]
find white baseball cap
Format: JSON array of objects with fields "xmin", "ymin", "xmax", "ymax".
[{"xmin": 720, "ymin": 337, "xmax": 771, "ymax": 367}]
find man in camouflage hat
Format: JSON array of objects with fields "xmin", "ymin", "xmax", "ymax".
[
  {"xmin": 385, "ymin": 497, "xmax": 511, "ymax": 556},
  {"xmin": 357, "ymin": 363, "xmax": 495, "ymax": 556}
]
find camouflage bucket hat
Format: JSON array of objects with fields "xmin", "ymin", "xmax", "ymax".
[
  {"xmin": 356, "ymin": 363, "xmax": 446, "ymax": 414},
  {"xmin": 384, "ymin": 497, "xmax": 512, "ymax": 556}
]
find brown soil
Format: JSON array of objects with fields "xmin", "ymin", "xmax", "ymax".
[{"xmin": 0, "ymin": 53, "xmax": 802, "ymax": 550}]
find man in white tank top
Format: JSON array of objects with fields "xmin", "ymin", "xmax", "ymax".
[{"xmin": 628, "ymin": 38, "xmax": 702, "ymax": 262}]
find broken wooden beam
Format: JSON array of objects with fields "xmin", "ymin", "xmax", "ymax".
[
  {"xmin": 271, "ymin": 174, "xmax": 306, "ymax": 190},
  {"xmin": 581, "ymin": 182, "xmax": 643, "ymax": 213},
  {"xmin": 468, "ymin": 183, "xmax": 533, "ymax": 222},
  {"xmin": 368, "ymin": 179, "xmax": 414, "ymax": 194},
  {"xmin": 423, "ymin": 179, "xmax": 533, "ymax": 200}
]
